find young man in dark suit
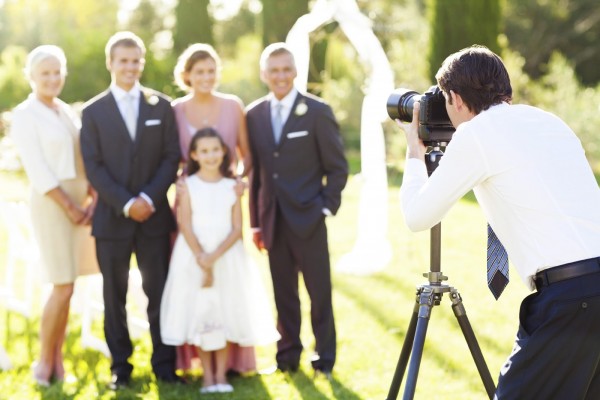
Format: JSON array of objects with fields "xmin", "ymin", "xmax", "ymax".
[
  {"xmin": 80, "ymin": 31, "xmax": 181, "ymax": 389},
  {"xmin": 247, "ymin": 42, "xmax": 348, "ymax": 378}
]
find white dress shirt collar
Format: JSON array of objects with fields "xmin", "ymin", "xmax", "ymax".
[
  {"xmin": 270, "ymin": 88, "xmax": 298, "ymax": 110},
  {"xmin": 269, "ymin": 88, "xmax": 298, "ymax": 123},
  {"xmin": 110, "ymin": 82, "xmax": 141, "ymax": 103}
]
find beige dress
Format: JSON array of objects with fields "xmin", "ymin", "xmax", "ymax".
[{"xmin": 10, "ymin": 95, "xmax": 98, "ymax": 284}]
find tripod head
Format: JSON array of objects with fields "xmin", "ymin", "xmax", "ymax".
[{"xmin": 425, "ymin": 142, "xmax": 447, "ymax": 176}]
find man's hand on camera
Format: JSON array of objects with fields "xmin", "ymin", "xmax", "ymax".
[{"xmin": 396, "ymin": 101, "xmax": 426, "ymax": 161}]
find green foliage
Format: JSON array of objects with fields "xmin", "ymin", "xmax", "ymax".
[
  {"xmin": 261, "ymin": 0, "xmax": 309, "ymax": 47},
  {"xmin": 212, "ymin": 1, "xmax": 259, "ymax": 59},
  {"xmin": 218, "ymin": 34, "xmax": 265, "ymax": 106},
  {"xmin": 504, "ymin": 0, "xmax": 600, "ymax": 85},
  {"xmin": 427, "ymin": 0, "xmax": 501, "ymax": 80},
  {"xmin": 0, "ymin": 0, "xmax": 119, "ymax": 106},
  {"xmin": 0, "ymin": 46, "xmax": 30, "ymax": 111},
  {"xmin": 173, "ymin": 0, "xmax": 214, "ymax": 54},
  {"xmin": 1, "ymin": 0, "xmax": 600, "ymax": 172},
  {"xmin": 127, "ymin": 0, "xmax": 164, "ymax": 47}
]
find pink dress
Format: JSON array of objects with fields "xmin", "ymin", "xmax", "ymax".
[
  {"xmin": 171, "ymin": 94, "xmax": 257, "ymax": 373},
  {"xmin": 173, "ymin": 93, "xmax": 243, "ymax": 171}
]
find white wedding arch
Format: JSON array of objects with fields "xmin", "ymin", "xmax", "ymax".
[{"xmin": 286, "ymin": 0, "xmax": 394, "ymax": 275}]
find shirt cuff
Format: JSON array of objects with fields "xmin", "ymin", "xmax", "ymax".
[
  {"xmin": 139, "ymin": 192, "xmax": 155, "ymax": 211},
  {"xmin": 251, "ymin": 227, "xmax": 261, "ymax": 233},
  {"xmin": 123, "ymin": 197, "xmax": 136, "ymax": 217},
  {"xmin": 322, "ymin": 208, "xmax": 332, "ymax": 216}
]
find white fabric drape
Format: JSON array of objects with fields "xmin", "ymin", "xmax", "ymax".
[{"xmin": 286, "ymin": 0, "xmax": 394, "ymax": 274}]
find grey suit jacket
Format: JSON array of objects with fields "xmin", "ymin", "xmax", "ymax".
[
  {"xmin": 247, "ymin": 91, "xmax": 348, "ymax": 249},
  {"xmin": 80, "ymin": 87, "xmax": 180, "ymax": 239}
]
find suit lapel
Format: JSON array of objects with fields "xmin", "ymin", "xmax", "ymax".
[
  {"xmin": 135, "ymin": 91, "xmax": 151, "ymax": 149},
  {"xmin": 260, "ymin": 100, "xmax": 277, "ymax": 148}
]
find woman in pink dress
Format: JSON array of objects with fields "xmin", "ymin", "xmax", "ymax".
[{"xmin": 171, "ymin": 43, "xmax": 255, "ymax": 374}]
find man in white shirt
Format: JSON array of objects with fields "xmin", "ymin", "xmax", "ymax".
[{"xmin": 398, "ymin": 45, "xmax": 600, "ymax": 399}]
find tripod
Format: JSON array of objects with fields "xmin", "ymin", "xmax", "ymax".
[{"xmin": 386, "ymin": 145, "xmax": 496, "ymax": 400}]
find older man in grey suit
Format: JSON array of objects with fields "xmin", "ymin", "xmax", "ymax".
[
  {"xmin": 80, "ymin": 31, "xmax": 181, "ymax": 389},
  {"xmin": 247, "ymin": 42, "xmax": 348, "ymax": 377}
]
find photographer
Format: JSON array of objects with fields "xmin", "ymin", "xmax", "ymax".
[{"xmin": 397, "ymin": 45, "xmax": 600, "ymax": 399}]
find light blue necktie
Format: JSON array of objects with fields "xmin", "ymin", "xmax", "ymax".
[
  {"xmin": 487, "ymin": 224, "xmax": 509, "ymax": 299},
  {"xmin": 272, "ymin": 103, "xmax": 283, "ymax": 144}
]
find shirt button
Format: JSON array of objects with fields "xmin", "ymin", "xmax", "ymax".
[
  {"xmin": 273, "ymin": 151, "xmax": 279, "ymax": 157},
  {"xmin": 273, "ymin": 173, "xmax": 279, "ymax": 179}
]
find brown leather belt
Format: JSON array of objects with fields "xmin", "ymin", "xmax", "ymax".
[{"xmin": 534, "ymin": 257, "xmax": 600, "ymax": 291}]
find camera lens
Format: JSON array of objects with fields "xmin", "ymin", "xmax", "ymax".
[{"xmin": 386, "ymin": 89, "xmax": 420, "ymax": 122}]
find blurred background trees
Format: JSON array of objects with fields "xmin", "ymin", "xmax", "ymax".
[{"xmin": 1, "ymin": 0, "xmax": 599, "ymax": 170}]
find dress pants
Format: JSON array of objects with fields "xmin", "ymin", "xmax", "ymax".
[
  {"xmin": 268, "ymin": 211, "xmax": 336, "ymax": 371},
  {"xmin": 96, "ymin": 229, "xmax": 175, "ymax": 379},
  {"xmin": 494, "ymin": 270, "xmax": 600, "ymax": 399}
]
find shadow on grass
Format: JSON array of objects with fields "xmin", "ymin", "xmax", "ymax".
[
  {"xmin": 287, "ymin": 369, "xmax": 361, "ymax": 400},
  {"xmin": 333, "ymin": 271, "xmax": 500, "ymax": 396},
  {"xmin": 333, "ymin": 272, "xmax": 418, "ymax": 331}
]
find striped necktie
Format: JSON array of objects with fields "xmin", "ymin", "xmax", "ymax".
[{"xmin": 487, "ymin": 224, "xmax": 509, "ymax": 299}]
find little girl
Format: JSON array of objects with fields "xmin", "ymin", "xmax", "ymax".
[{"xmin": 160, "ymin": 127, "xmax": 279, "ymax": 393}]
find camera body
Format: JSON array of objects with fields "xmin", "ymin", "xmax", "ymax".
[{"xmin": 387, "ymin": 85, "xmax": 455, "ymax": 145}]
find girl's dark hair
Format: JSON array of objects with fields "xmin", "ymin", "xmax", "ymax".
[{"xmin": 186, "ymin": 127, "xmax": 233, "ymax": 177}]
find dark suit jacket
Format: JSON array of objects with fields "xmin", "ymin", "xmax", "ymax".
[
  {"xmin": 80, "ymin": 88, "xmax": 180, "ymax": 239},
  {"xmin": 247, "ymin": 91, "xmax": 348, "ymax": 249}
]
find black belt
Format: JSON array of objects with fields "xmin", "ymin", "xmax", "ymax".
[{"xmin": 534, "ymin": 257, "xmax": 600, "ymax": 291}]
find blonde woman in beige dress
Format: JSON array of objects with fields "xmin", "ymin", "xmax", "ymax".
[{"xmin": 10, "ymin": 45, "xmax": 98, "ymax": 386}]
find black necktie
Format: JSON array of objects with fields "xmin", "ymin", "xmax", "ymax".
[{"xmin": 487, "ymin": 224, "xmax": 509, "ymax": 299}]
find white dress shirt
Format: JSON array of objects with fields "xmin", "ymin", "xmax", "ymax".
[
  {"xmin": 269, "ymin": 87, "xmax": 297, "ymax": 131},
  {"xmin": 10, "ymin": 94, "xmax": 80, "ymax": 194},
  {"xmin": 111, "ymin": 82, "xmax": 140, "ymax": 132},
  {"xmin": 110, "ymin": 83, "xmax": 154, "ymax": 215},
  {"xmin": 401, "ymin": 103, "xmax": 600, "ymax": 289}
]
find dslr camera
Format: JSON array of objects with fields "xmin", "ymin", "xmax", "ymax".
[{"xmin": 386, "ymin": 85, "xmax": 455, "ymax": 145}]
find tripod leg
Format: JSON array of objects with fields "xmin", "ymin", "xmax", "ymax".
[
  {"xmin": 403, "ymin": 288, "xmax": 436, "ymax": 400},
  {"xmin": 386, "ymin": 293, "xmax": 419, "ymax": 400},
  {"xmin": 450, "ymin": 291, "xmax": 496, "ymax": 399}
]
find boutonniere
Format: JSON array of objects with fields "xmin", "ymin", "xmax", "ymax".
[
  {"xmin": 294, "ymin": 101, "xmax": 308, "ymax": 116},
  {"xmin": 143, "ymin": 91, "xmax": 159, "ymax": 106}
]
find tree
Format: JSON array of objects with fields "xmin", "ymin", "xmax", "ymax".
[
  {"xmin": 504, "ymin": 0, "xmax": 600, "ymax": 85},
  {"xmin": 261, "ymin": 0, "xmax": 308, "ymax": 47},
  {"xmin": 0, "ymin": 0, "xmax": 119, "ymax": 105},
  {"xmin": 427, "ymin": 0, "xmax": 501, "ymax": 80},
  {"xmin": 127, "ymin": 0, "xmax": 163, "ymax": 46},
  {"xmin": 172, "ymin": 0, "xmax": 213, "ymax": 55}
]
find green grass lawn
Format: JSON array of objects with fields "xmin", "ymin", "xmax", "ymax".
[{"xmin": 0, "ymin": 170, "xmax": 531, "ymax": 399}]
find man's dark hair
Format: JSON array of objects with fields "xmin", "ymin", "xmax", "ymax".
[{"xmin": 435, "ymin": 45, "xmax": 512, "ymax": 115}]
